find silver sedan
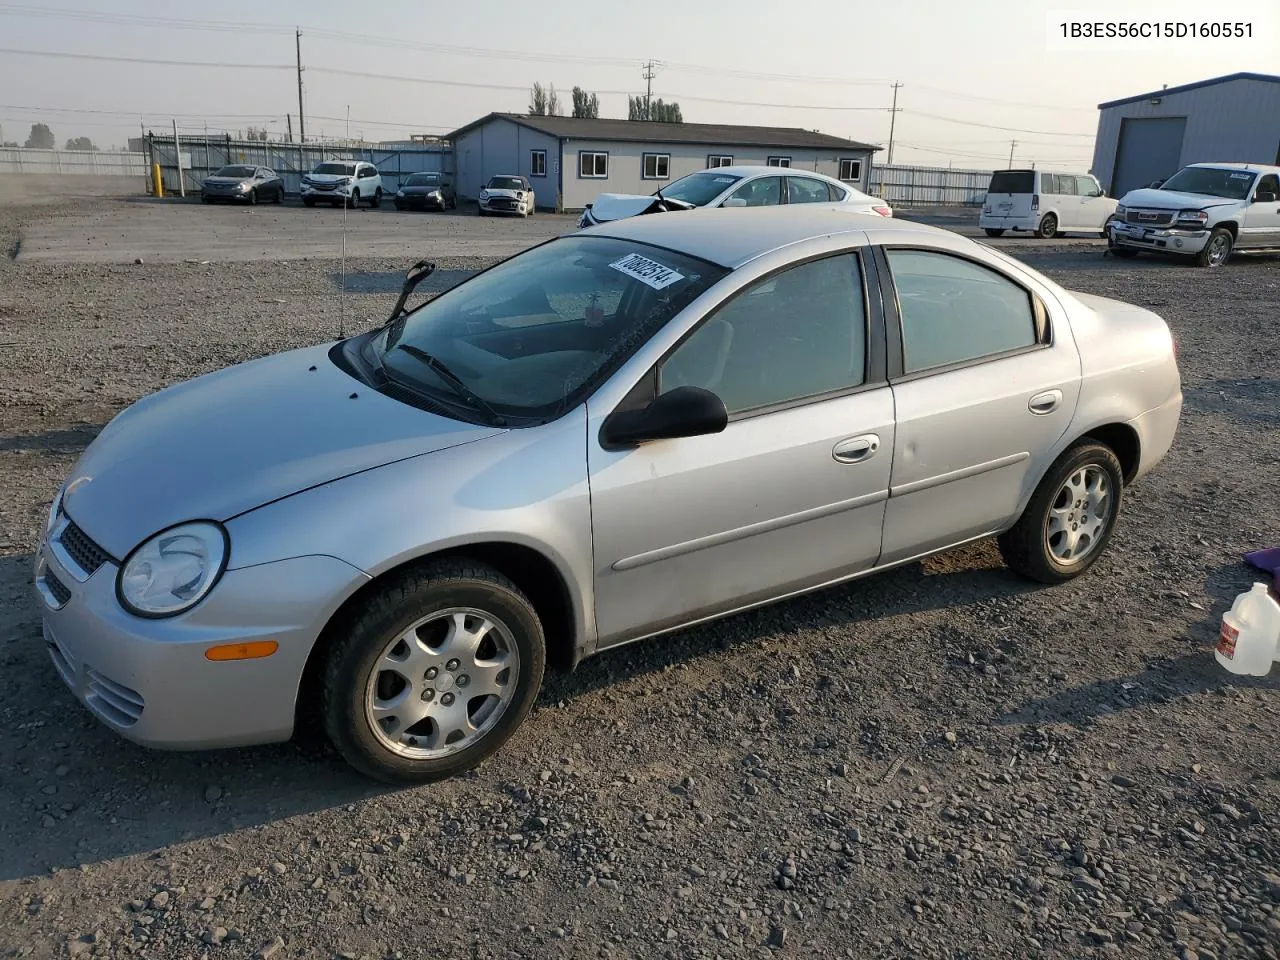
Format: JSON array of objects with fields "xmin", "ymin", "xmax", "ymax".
[{"xmin": 34, "ymin": 207, "xmax": 1182, "ymax": 783}]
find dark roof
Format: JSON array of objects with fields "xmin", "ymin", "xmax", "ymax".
[
  {"xmin": 1098, "ymin": 72, "xmax": 1280, "ymax": 109},
  {"xmin": 445, "ymin": 112, "xmax": 880, "ymax": 152}
]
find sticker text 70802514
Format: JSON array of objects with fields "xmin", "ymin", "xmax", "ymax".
[{"xmin": 609, "ymin": 253, "xmax": 686, "ymax": 290}]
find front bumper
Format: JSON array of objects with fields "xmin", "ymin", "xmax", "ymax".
[
  {"xmin": 33, "ymin": 529, "xmax": 369, "ymax": 750},
  {"xmin": 396, "ymin": 194, "xmax": 444, "ymax": 209},
  {"xmin": 1109, "ymin": 220, "xmax": 1210, "ymax": 254},
  {"xmin": 301, "ymin": 183, "xmax": 351, "ymax": 200},
  {"xmin": 479, "ymin": 196, "xmax": 528, "ymax": 214},
  {"xmin": 202, "ymin": 187, "xmax": 251, "ymax": 200}
]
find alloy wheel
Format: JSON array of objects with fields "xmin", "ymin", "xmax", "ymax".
[{"xmin": 1043, "ymin": 465, "xmax": 1111, "ymax": 564}]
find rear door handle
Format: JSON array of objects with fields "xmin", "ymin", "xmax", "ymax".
[
  {"xmin": 1028, "ymin": 389, "xmax": 1063, "ymax": 415},
  {"xmin": 832, "ymin": 434, "xmax": 880, "ymax": 463}
]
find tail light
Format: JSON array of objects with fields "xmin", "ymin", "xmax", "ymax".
[
  {"xmin": 872, "ymin": 205, "xmax": 892, "ymax": 217},
  {"xmin": 1031, "ymin": 194, "xmax": 1040, "ymax": 211}
]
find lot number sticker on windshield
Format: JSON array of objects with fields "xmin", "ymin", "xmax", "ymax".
[
  {"xmin": 1229, "ymin": 173, "xmax": 1252, "ymax": 180},
  {"xmin": 609, "ymin": 253, "xmax": 685, "ymax": 290}
]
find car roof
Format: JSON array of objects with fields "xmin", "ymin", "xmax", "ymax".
[
  {"xmin": 695, "ymin": 164, "xmax": 844, "ymax": 182},
  {"xmin": 1186, "ymin": 161, "xmax": 1280, "ymax": 173},
  {"xmin": 578, "ymin": 205, "xmax": 947, "ymax": 269}
]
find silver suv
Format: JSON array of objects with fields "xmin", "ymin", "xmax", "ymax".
[{"xmin": 1108, "ymin": 162, "xmax": 1280, "ymax": 266}]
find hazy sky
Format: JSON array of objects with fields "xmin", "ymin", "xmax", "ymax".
[{"xmin": 0, "ymin": 0, "xmax": 1274, "ymax": 169}]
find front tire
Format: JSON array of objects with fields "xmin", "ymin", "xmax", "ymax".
[
  {"xmin": 1194, "ymin": 227, "xmax": 1233, "ymax": 268},
  {"xmin": 248, "ymin": 189, "xmax": 258, "ymax": 206},
  {"xmin": 997, "ymin": 441, "xmax": 1124, "ymax": 585},
  {"xmin": 1036, "ymin": 213, "xmax": 1058, "ymax": 239},
  {"xmin": 984, "ymin": 228, "xmax": 1005, "ymax": 237},
  {"xmin": 322, "ymin": 559, "xmax": 546, "ymax": 784},
  {"xmin": 370, "ymin": 188, "xmax": 382, "ymax": 209}
]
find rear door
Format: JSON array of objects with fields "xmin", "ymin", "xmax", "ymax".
[
  {"xmin": 986, "ymin": 170, "xmax": 1035, "ymax": 222},
  {"xmin": 874, "ymin": 241, "xmax": 1081, "ymax": 564},
  {"xmin": 787, "ymin": 176, "xmax": 834, "ymax": 205},
  {"xmin": 1041, "ymin": 174, "xmax": 1074, "ymax": 228}
]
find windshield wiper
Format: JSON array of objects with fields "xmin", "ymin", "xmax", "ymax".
[{"xmin": 393, "ymin": 344, "xmax": 507, "ymax": 426}]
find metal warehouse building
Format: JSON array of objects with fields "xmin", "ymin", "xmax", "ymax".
[
  {"xmin": 1091, "ymin": 72, "xmax": 1280, "ymax": 198},
  {"xmin": 446, "ymin": 113, "xmax": 880, "ymax": 212}
]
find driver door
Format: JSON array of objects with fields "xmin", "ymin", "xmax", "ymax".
[
  {"xmin": 1240, "ymin": 174, "xmax": 1280, "ymax": 249},
  {"xmin": 587, "ymin": 250, "xmax": 893, "ymax": 648}
]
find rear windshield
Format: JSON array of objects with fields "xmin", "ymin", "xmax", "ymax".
[
  {"xmin": 314, "ymin": 162, "xmax": 357, "ymax": 176},
  {"xmin": 988, "ymin": 171, "xmax": 1035, "ymax": 194}
]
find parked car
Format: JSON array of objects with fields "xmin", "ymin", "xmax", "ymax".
[
  {"xmin": 578, "ymin": 165, "xmax": 892, "ymax": 228},
  {"xmin": 34, "ymin": 207, "xmax": 1181, "ymax": 783},
  {"xmin": 301, "ymin": 160, "xmax": 383, "ymax": 208},
  {"xmin": 979, "ymin": 169, "xmax": 1117, "ymax": 239},
  {"xmin": 199, "ymin": 165, "xmax": 284, "ymax": 205},
  {"xmin": 394, "ymin": 172, "xmax": 455, "ymax": 211},
  {"xmin": 1107, "ymin": 162, "xmax": 1280, "ymax": 267},
  {"xmin": 478, "ymin": 175, "xmax": 534, "ymax": 217}
]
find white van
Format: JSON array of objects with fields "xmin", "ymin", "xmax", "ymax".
[{"xmin": 979, "ymin": 169, "xmax": 1117, "ymax": 239}]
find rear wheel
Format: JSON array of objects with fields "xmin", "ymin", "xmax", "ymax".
[
  {"xmin": 998, "ymin": 441, "xmax": 1124, "ymax": 584},
  {"xmin": 322, "ymin": 559, "xmax": 546, "ymax": 784},
  {"xmin": 1036, "ymin": 213, "xmax": 1058, "ymax": 239},
  {"xmin": 370, "ymin": 187, "xmax": 382, "ymax": 209},
  {"xmin": 1194, "ymin": 227, "xmax": 1234, "ymax": 268},
  {"xmin": 984, "ymin": 228, "xmax": 1005, "ymax": 237}
]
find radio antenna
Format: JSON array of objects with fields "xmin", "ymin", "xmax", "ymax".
[{"xmin": 338, "ymin": 176, "xmax": 348, "ymax": 340}]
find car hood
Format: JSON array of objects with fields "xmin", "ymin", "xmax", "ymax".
[
  {"xmin": 61, "ymin": 342, "xmax": 503, "ymax": 559},
  {"xmin": 586, "ymin": 193, "xmax": 668, "ymax": 222},
  {"xmin": 401, "ymin": 184, "xmax": 442, "ymax": 193},
  {"xmin": 1118, "ymin": 187, "xmax": 1239, "ymax": 210},
  {"xmin": 203, "ymin": 177, "xmax": 250, "ymax": 186},
  {"xmin": 305, "ymin": 173, "xmax": 354, "ymax": 184},
  {"xmin": 482, "ymin": 188, "xmax": 527, "ymax": 198}
]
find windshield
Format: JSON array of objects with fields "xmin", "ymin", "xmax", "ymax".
[
  {"xmin": 487, "ymin": 176, "xmax": 525, "ymax": 191},
  {"xmin": 988, "ymin": 170, "xmax": 1035, "ymax": 194},
  {"xmin": 658, "ymin": 172, "xmax": 742, "ymax": 206},
  {"xmin": 314, "ymin": 162, "xmax": 357, "ymax": 176},
  {"xmin": 1158, "ymin": 166, "xmax": 1257, "ymax": 199},
  {"xmin": 376, "ymin": 235, "xmax": 727, "ymax": 421},
  {"xmin": 213, "ymin": 165, "xmax": 256, "ymax": 178},
  {"xmin": 406, "ymin": 173, "xmax": 441, "ymax": 186}
]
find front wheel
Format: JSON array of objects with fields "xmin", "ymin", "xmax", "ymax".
[
  {"xmin": 997, "ymin": 441, "xmax": 1124, "ymax": 585},
  {"xmin": 1194, "ymin": 227, "xmax": 1234, "ymax": 268},
  {"xmin": 370, "ymin": 188, "xmax": 382, "ymax": 209},
  {"xmin": 322, "ymin": 559, "xmax": 546, "ymax": 784},
  {"xmin": 1036, "ymin": 213, "xmax": 1058, "ymax": 239},
  {"xmin": 347, "ymin": 189, "xmax": 360, "ymax": 209},
  {"xmin": 984, "ymin": 228, "xmax": 1005, "ymax": 237},
  {"xmin": 248, "ymin": 189, "xmax": 258, "ymax": 206}
]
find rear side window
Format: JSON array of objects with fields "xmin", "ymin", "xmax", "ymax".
[
  {"xmin": 988, "ymin": 171, "xmax": 1035, "ymax": 194},
  {"xmin": 886, "ymin": 250, "xmax": 1038, "ymax": 374},
  {"xmin": 787, "ymin": 177, "xmax": 831, "ymax": 204}
]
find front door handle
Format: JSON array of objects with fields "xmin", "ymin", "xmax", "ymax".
[
  {"xmin": 1028, "ymin": 389, "xmax": 1063, "ymax": 415},
  {"xmin": 832, "ymin": 434, "xmax": 880, "ymax": 464}
]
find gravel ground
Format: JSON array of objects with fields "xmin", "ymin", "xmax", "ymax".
[{"xmin": 2, "ymin": 191, "xmax": 1280, "ymax": 960}]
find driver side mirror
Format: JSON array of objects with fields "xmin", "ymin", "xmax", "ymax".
[
  {"xmin": 1255, "ymin": 190, "xmax": 1277, "ymax": 203},
  {"xmin": 721, "ymin": 196, "xmax": 748, "ymax": 208},
  {"xmin": 1149, "ymin": 179, "xmax": 1166, "ymax": 188},
  {"xmin": 600, "ymin": 386, "xmax": 728, "ymax": 449}
]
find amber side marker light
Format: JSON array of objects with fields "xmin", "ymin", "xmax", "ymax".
[{"xmin": 205, "ymin": 641, "xmax": 279, "ymax": 662}]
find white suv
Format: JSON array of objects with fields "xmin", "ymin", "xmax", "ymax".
[
  {"xmin": 1108, "ymin": 162, "xmax": 1280, "ymax": 267},
  {"xmin": 301, "ymin": 160, "xmax": 384, "ymax": 209},
  {"xmin": 979, "ymin": 169, "xmax": 1116, "ymax": 239}
]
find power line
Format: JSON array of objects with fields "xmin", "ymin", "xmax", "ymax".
[
  {"xmin": 0, "ymin": 47, "xmax": 292, "ymax": 70},
  {"xmin": 907, "ymin": 110, "xmax": 1096, "ymax": 138}
]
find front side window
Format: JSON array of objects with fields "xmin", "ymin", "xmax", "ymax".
[
  {"xmin": 530, "ymin": 150, "xmax": 547, "ymax": 177},
  {"xmin": 660, "ymin": 253, "xmax": 867, "ymax": 414},
  {"xmin": 707, "ymin": 155, "xmax": 733, "ymax": 168},
  {"xmin": 767, "ymin": 156, "xmax": 791, "ymax": 168},
  {"xmin": 788, "ymin": 177, "xmax": 831, "ymax": 204},
  {"xmin": 659, "ymin": 171, "xmax": 742, "ymax": 206},
  {"xmin": 1254, "ymin": 173, "xmax": 1279, "ymax": 197},
  {"xmin": 642, "ymin": 153, "xmax": 670, "ymax": 179},
  {"xmin": 579, "ymin": 152, "xmax": 609, "ymax": 178},
  {"xmin": 886, "ymin": 249, "xmax": 1038, "ymax": 374},
  {"xmin": 1076, "ymin": 175, "xmax": 1101, "ymax": 196},
  {"xmin": 839, "ymin": 158, "xmax": 862, "ymax": 182},
  {"xmin": 376, "ymin": 236, "xmax": 725, "ymax": 421},
  {"xmin": 728, "ymin": 176, "xmax": 782, "ymax": 207},
  {"xmin": 1159, "ymin": 166, "xmax": 1257, "ymax": 200}
]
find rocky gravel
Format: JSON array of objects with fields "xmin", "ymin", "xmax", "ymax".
[{"xmin": 2, "ymin": 193, "xmax": 1280, "ymax": 960}]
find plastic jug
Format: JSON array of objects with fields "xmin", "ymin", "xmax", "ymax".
[{"xmin": 1216, "ymin": 582, "xmax": 1280, "ymax": 676}]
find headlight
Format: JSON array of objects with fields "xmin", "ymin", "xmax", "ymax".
[
  {"xmin": 236, "ymin": 183, "xmax": 249, "ymax": 191},
  {"xmin": 479, "ymin": 190, "xmax": 489, "ymax": 199},
  {"xmin": 46, "ymin": 487, "xmax": 64, "ymax": 535},
  {"xmin": 1176, "ymin": 209, "xmax": 1208, "ymax": 225},
  {"xmin": 1114, "ymin": 204, "xmax": 1127, "ymax": 217},
  {"xmin": 117, "ymin": 521, "xmax": 228, "ymax": 618}
]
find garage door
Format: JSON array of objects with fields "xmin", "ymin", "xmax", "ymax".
[{"xmin": 1111, "ymin": 116, "xmax": 1186, "ymax": 197}]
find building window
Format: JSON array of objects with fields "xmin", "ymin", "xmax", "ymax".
[
  {"xmin": 707, "ymin": 155, "xmax": 733, "ymax": 168},
  {"xmin": 579, "ymin": 151, "xmax": 609, "ymax": 178},
  {"xmin": 767, "ymin": 156, "xmax": 791, "ymax": 168},
  {"xmin": 838, "ymin": 158, "xmax": 862, "ymax": 182},
  {"xmin": 530, "ymin": 149, "xmax": 547, "ymax": 177},
  {"xmin": 642, "ymin": 153, "xmax": 670, "ymax": 179}
]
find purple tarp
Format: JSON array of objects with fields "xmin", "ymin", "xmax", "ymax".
[{"xmin": 1245, "ymin": 548, "xmax": 1280, "ymax": 589}]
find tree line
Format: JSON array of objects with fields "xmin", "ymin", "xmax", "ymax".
[
  {"xmin": 529, "ymin": 83, "xmax": 681, "ymax": 122},
  {"xmin": 2, "ymin": 123, "xmax": 99, "ymax": 150}
]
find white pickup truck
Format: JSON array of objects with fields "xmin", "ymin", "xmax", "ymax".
[{"xmin": 1107, "ymin": 162, "xmax": 1280, "ymax": 267}]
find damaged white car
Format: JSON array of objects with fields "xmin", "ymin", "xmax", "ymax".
[{"xmin": 578, "ymin": 165, "xmax": 891, "ymax": 228}]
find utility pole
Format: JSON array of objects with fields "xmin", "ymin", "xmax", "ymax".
[
  {"xmin": 886, "ymin": 82, "xmax": 902, "ymax": 165},
  {"xmin": 287, "ymin": 113, "xmax": 293, "ymax": 142},
  {"xmin": 172, "ymin": 118, "xmax": 185, "ymax": 197},
  {"xmin": 296, "ymin": 29, "xmax": 306, "ymax": 144},
  {"xmin": 1007, "ymin": 139, "xmax": 1017, "ymax": 167},
  {"xmin": 642, "ymin": 60, "xmax": 657, "ymax": 120}
]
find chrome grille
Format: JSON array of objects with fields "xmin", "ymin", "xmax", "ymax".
[
  {"xmin": 85, "ymin": 667, "xmax": 145, "ymax": 727},
  {"xmin": 1125, "ymin": 209, "xmax": 1175, "ymax": 227},
  {"xmin": 44, "ymin": 570, "xmax": 71, "ymax": 606},
  {"xmin": 57, "ymin": 519, "xmax": 113, "ymax": 578}
]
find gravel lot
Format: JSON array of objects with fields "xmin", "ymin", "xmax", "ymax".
[{"xmin": 2, "ymin": 182, "xmax": 1280, "ymax": 960}]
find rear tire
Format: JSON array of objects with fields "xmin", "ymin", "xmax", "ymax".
[
  {"xmin": 998, "ymin": 441, "xmax": 1124, "ymax": 585},
  {"xmin": 1036, "ymin": 213, "xmax": 1058, "ymax": 239},
  {"xmin": 984, "ymin": 228, "xmax": 1005, "ymax": 237},
  {"xmin": 322, "ymin": 559, "xmax": 546, "ymax": 784},
  {"xmin": 370, "ymin": 188, "xmax": 382, "ymax": 209},
  {"xmin": 1194, "ymin": 227, "xmax": 1234, "ymax": 268}
]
